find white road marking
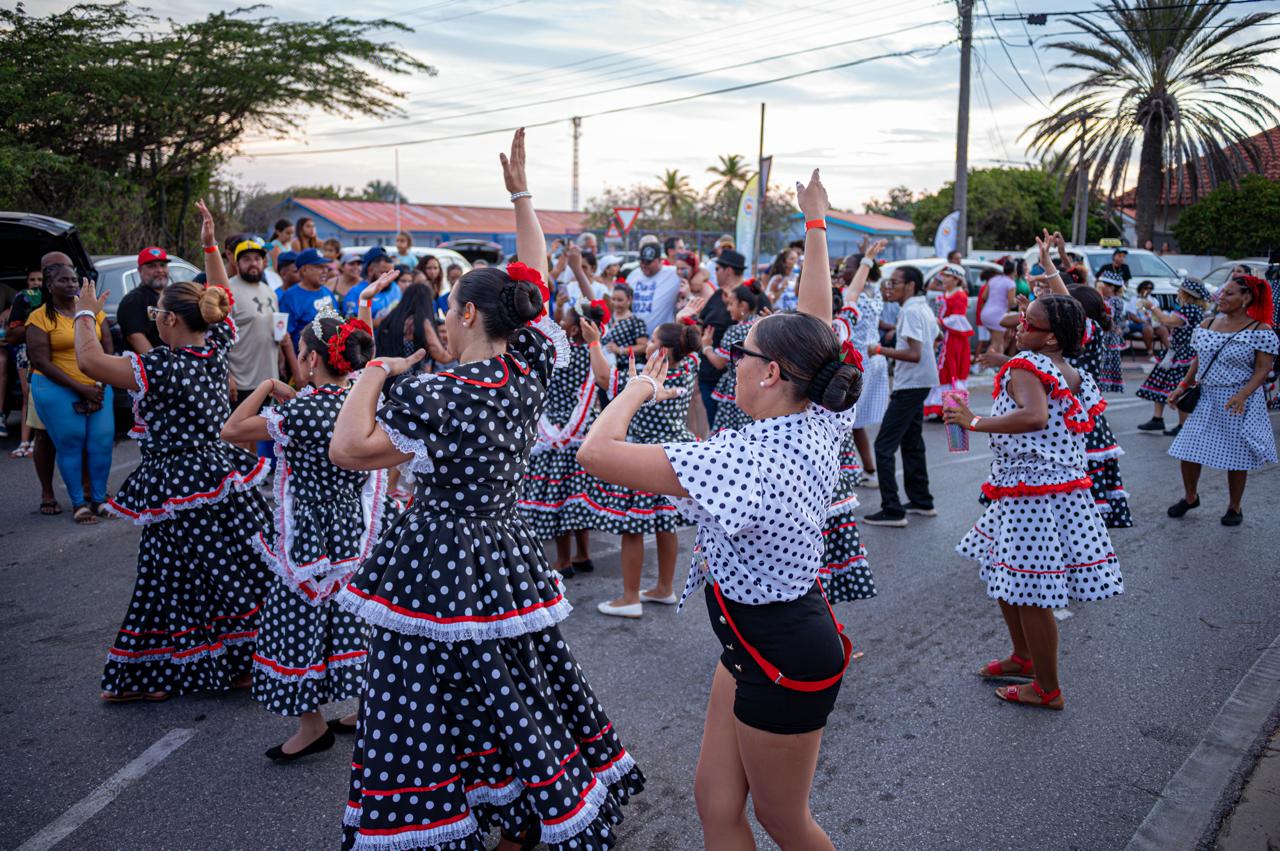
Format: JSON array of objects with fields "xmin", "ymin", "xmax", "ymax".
[{"xmin": 17, "ymin": 728, "xmax": 196, "ymax": 851}]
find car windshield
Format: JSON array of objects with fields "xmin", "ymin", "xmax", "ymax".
[{"xmin": 1088, "ymin": 251, "xmax": 1175, "ymax": 278}]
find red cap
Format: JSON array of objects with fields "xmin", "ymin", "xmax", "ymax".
[{"xmin": 137, "ymin": 246, "xmax": 168, "ymax": 267}]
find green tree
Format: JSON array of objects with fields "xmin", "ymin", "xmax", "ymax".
[
  {"xmin": 913, "ymin": 168, "xmax": 1110, "ymax": 250},
  {"xmin": 649, "ymin": 169, "xmax": 697, "ymax": 225},
  {"xmin": 1172, "ymin": 174, "xmax": 1280, "ymax": 256},
  {"xmin": 1023, "ymin": 0, "xmax": 1280, "ymax": 247},
  {"xmin": 0, "ymin": 3, "xmax": 434, "ymax": 255},
  {"xmin": 864, "ymin": 185, "xmax": 919, "ymax": 221},
  {"xmin": 706, "ymin": 154, "xmax": 755, "ymax": 197},
  {"xmin": 361, "ymin": 180, "xmax": 408, "ymax": 203}
]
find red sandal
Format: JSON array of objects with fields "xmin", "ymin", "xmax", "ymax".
[
  {"xmin": 977, "ymin": 653, "xmax": 1035, "ymax": 679},
  {"xmin": 995, "ymin": 681, "xmax": 1063, "ymax": 711}
]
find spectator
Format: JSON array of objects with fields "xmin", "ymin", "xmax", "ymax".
[
  {"xmin": 663, "ymin": 236, "xmax": 684, "ymax": 266},
  {"xmin": 695, "ymin": 248, "xmax": 746, "ymax": 424},
  {"xmin": 864, "ymin": 264, "xmax": 939, "ymax": 527},
  {"xmin": 117, "ymin": 246, "xmax": 170, "ymax": 354},
  {"xmin": 392, "ymin": 231, "xmax": 416, "ymax": 268},
  {"xmin": 764, "ymin": 248, "xmax": 800, "ymax": 311},
  {"xmin": 277, "ymin": 249, "xmax": 339, "ymax": 349},
  {"xmin": 472, "ymin": 258, "xmax": 489, "ymax": 269},
  {"xmin": 707, "ymin": 233, "xmax": 734, "ymax": 266},
  {"xmin": 979, "ymin": 260, "xmax": 1019, "ymax": 356},
  {"xmin": 0, "ymin": 277, "xmax": 16, "ymax": 438},
  {"xmin": 26, "ymin": 257, "xmax": 114, "ymax": 524},
  {"xmin": 290, "ymin": 216, "xmax": 321, "ymax": 252},
  {"xmin": 226, "ymin": 238, "xmax": 299, "ymax": 410},
  {"xmin": 276, "ymin": 251, "xmax": 300, "ymax": 292},
  {"xmin": 597, "ymin": 254, "xmax": 624, "ymax": 285},
  {"xmin": 340, "ymin": 246, "xmax": 402, "ymax": 323},
  {"xmin": 625, "ymin": 242, "xmax": 682, "ymax": 333},
  {"xmin": 1124, "ymin": 280, "xmax": 1169, "ymax": 360},
  {"xmin": 1097, "ymin": 247, "xmax": 1132, "ymax": 284},
  {"xmin": 445, "ymin": 263, "xmax": 463, "ymax": 290},
  {"xmin": 331, "ymin": 253, "xmax": 362, "ymax": 307},
  {"xmin": 416, "ymin": 254, "xmax": 446, "ymax": 301},
  {"xmin": 265, "ymin": 219, "xmax": 293, "ymax": 271},
  {"xmin": 6, "ymin": 269, "xmax": 59, "ymax": 510},
  {"xmin": 946, "ymin": 249, "xmax": 963, "ymax": 265},
  {"xmin": 321, "ymin": 238, "xmax": 343, "ymax": 261}
]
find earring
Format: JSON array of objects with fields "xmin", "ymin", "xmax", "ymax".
[{"xmin": 759, "ymin": 381, "xmax": 767, "ymax": 387}]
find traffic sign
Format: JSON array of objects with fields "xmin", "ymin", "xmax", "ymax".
[
  {"xmin": 605, "ymin": 221, "xmax": 622, "ymax": 239},
  {"xmin": 613, "ymin": 206, "xmax": 641, "ymax": 233}
]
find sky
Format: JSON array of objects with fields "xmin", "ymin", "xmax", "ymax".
[{"xmin": 30, "ymin": 0, "xmax": 1280, "ymax": 212}]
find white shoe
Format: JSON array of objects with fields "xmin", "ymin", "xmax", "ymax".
[
  {"xmin": 857, "ymin": 474, "xmax": 879, "ymax": 489},
  {"xmin": 597, "ymin": 600, "xmax": 643, "ymax": 618},
  {"xmin": 639, "ymin": 590, "xmax": 678, "ymax": 605}
]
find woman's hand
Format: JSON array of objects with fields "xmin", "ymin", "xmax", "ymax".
[
  {"xmin": 260, "ymin": 378, "xmax": 296, "ymax": 403},
  {"xmin": 361, "ymin": 268, "xmax": 399, "ymax": 303},
  {"xmin": 565, "ymin": 242, "xmax": 582, "ymax": 270},
  {"xmin": 942, "ymin": 399, "xmax": 975, "ymax": 426},
  {"xmin": 1015, "ymin": 293, "xmax": 1030, "ymax": 313},
  {"xmin": 75, "ymin": 279, "xmax": 108, "ymax": 316},
  {"xmin": 700, "ymin": 324, "xmax": 715, "ymax": 349},
  {"xmin": 625, "ymin": 352, "xmax": 683, "ymax": 403},
  {"xmin": 865, "ymin": 238, "xmax": 887, "ymax": 259},
  {"xmin": 1166, "ymin": 386, "xmax": 1186, "ymax": 405},
  {"xmin": 676, "ymin": 296, "xmax": 705, "ymax": 322},
  {"xmin": 195, "ymin": 199, "xmax": 217, "ymax": 248},
  {"xmin": 796, "ymin": 168, "xmax": 829, "ymax": 221},
  {"xmin": 977, "ymin": 351, "xmax": 1010, "ymax": 369},
  {"xmin": 1225, "ymin": 391, "xmax": 1249, "ymax": 415},
  {"xmin": 373, "ymin": 350, "xmax": 427, "ymax": 377},
  {"xmin": 500, "ymin": 127, "xmax": 528, "ymax": 194},
  {"xmin": 579, "ymin": 317, "xmax": 602, "ymax": 345},
  {"xmin": 79, "ymin": 382, "xmax": 105, "ymax": 403},
  {"xmin": 1035, "ymin": 230, "xmax": 1057, "ymax": 273}
]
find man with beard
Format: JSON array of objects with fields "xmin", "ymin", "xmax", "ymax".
[
  {"xmin": 227, "ymin": 238, "xmax": 298, "ymax": 409},
  {"xmin": 117, "ymin": 246, "xmax": 170, "ymax": 353}
]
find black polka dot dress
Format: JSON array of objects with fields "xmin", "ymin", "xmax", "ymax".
[
  {"xmin": 517, "ymin": 343, "xmax": 614, "ymax": 538},
  {"xmin": 102, "ymin": 318, "xmax": 273, "ymax": 696},
  {"xmin": 1097, "ymin": 296, "xmax": 1127, "ymax": 393},
  {"xmin": 1069, "ymin": 320, "xmax": 1133, "ymax": 528},
  {"xmin": 252, "ymin": 384, "xmax": 395, "ymax": 717},
  {"xmin": 956, "ymin": 352, "xmax": 1124, "ymax": 607},
  {"xmin": 599, "ymin": 314, "xmax": 648, "ymax": 369},
  {"xmin": 820, "ymin": 432, "xmax": 875, "ymax": 603},
  {"xmin": 710, "ymin": 317, "xmax": 758, "ymax": 434},
  {"xmin": 1137, "ymin": 304, "xmax": 1204, "ymax": 403},
  {"xmin": 337, "ymin": 316, "xmax": 643, "ymax": 851},
  {"xmin": 587, "ymin": 354, "xmax": 700, "ymax": 535}
]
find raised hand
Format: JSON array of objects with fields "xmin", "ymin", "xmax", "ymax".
[
  {"xmin": 796, "ymin": 168, "xmax": 829, "ymax": 222},
  {"xmin": 700, "ymin": 324, "xmax": 715, "ymax": 349},
  {"xmin": 75, "ymin": 279, "xmax": 109, "ymax": 315},
  {"xmin": 866, "ymin": 238, "xmax": 888, "ymax": 259},
  {"xmin": 376, "ymin": 349, "xmax": 427, "ymax": 377},
  {"xmin": 500, "ymin": 128, "xmax": 528, "ymax": 195},
  {"xmin": 361, "ymin": 268, "xmax": 399, "ymax": 302},
  {"xmin": 195, "ymin": 199, "xmax": 217, "ymax": 248},
  {"xmin": 677, "ymin": 295, "xmax": 705, "ymax": 322},
  {"xmin": 638, "ymin": 353, "xmax": 684, "ymax": 402},
  {"xmin": 579, "ymin": 317, "xmax": 601, "ymax": 345}
]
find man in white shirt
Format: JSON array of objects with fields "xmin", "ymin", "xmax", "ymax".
[
  {"xmin": 625, "ymin": 242, "xmax": 682, "ymax": 333},
  {"xmin": 226, "ymin": 239, "xmax": 298, "ymax": 409},
  {"xmin": 864, "ymin": 265, "xmax": 939, "ymax": 527}
]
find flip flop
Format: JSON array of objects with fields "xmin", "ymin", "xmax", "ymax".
[
  {"xmin": 73, "ymin": 505, "xmax": 99, "ymax": 525},
  {"xmin": 40, "ymin": 499, "xmax": 62, "ymax": 516}
]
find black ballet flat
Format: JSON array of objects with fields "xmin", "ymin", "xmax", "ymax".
[
  {"xmin": 556, "ymin": 565, "xmax": 576, "ymax": 580},
  {"xmin": 1221, "ymin": 509, "xmax": 1243, "ymax": 527},
  {"xmin": 327, "ymin": 718, "xmax": 358, "ymax": 735},
  {"xmin": 570, "ymin": 559, "xmax": 595, "ymax": 573},
  {"xmin": 1166, "ymin": 497, "xmax": 1200, "ymax": 518},
  {"xmin": 265, "ymin": 728, "xmax": 335, "ymax": 763}
]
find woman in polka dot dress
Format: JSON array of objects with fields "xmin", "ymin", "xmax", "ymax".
[
  {"xmin": 703, "ymin": 284, "xmax": 768, "ymax": 433},
  {"xmin": 1095, "ymin": 270, "xmax": 1127, "ymax": 393},
  {"xmin": 329, "ymin": 130, "xmax": 642, "ymax": 851},
  {"xmin": 600, "ymin": 283, "xmax": 649, "ymax": 369},
  {"xmin": 73, "ymin": 203, "xmax": 272, "ymax": 701},
  {"xmin": 945, "ymin": 236, "xmax": 1123, "ymax": 711},
  {"xmin": 579, "ymin": 170, "xmax": 862, "ymax": 849},
  {"xmin": 580, "ymin": 318, "xmax": 701, "ymax": 618},
  {"xmin": 1135, "ymin": 279, "xmax": 1208, "ymax": 433},
  {"xmin": 517, "ymin": 288, "xmax": 612, "ymax": 578},
  {"xmin": 220, "ymin": 305, "xmax": 389, "ymax": 762}
]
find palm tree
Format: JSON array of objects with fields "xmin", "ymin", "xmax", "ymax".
[
  {"xmin": 650, "ymin": 169, "xmax": 697, "ymax": 224},
  {"xmin": 1023, "ymin": 0, "xmax": 1280, "ymax": 246},
  {"xmin": 706, "ymin": 154, "xmax": 755, "ymax": 197}
]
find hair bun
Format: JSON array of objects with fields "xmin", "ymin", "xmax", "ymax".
[
  {"xmin": 497, "ymin": 279, "xmax": 542, "ymax": 331},
  {"xmin": 807, "ymin": 359, "xmax": 862, "ymax": 412},
  {"xmin": 198, "ymin": 285, "xmax": 231, "ymax": 325}
]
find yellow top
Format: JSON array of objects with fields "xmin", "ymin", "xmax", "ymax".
[{"xmin": 26, "ymin": 307, "xmax": 106, "ymax": 387}]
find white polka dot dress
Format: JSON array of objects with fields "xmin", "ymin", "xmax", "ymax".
[
  {"xmin": 1169, "ymin": 326, "xmax": 1279, "ymax": 470},
  {"xmin": 102, "ymin": 318, "xmax": 273, "ymax": 696},
  {"xmin": 1069, "ymin": 320, "xmax": 1133, "ymax": 528},
  {"xmin": 709, "ymin": 317, "xmax": 758, "ymax": 433},
  {"xmin": 517, "ymin": 343, "xmax": 615, "ymax": 538},
  {"xmin": 252, "ymin": 384, "xmax": 397, "ymax": 717},
  {"xmin": 956, "ymin": 352, "xmax": 1124, "ymax": 608},
  {"xmin": 1137, "ymin": 304, "xmax": 1204, "ymax": 402},
  {"xmin": 336, "ymin": 315, "xmax": 643, "ymax": 851},
  {"xmin": 587, "ymin": 354, "xmax": 700, "ymax": 535},
  {"xmin": 835, "ymin": 298, "xmax": 889, "ymax": 428},
  {"xmin": 1097, "ymin": 296, "xmax": 1127, "ymax": 393}
]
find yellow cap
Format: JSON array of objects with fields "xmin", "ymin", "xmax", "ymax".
[{"xmin": 234, "ymin": 239, "xmax": 267, "ymax": 259}]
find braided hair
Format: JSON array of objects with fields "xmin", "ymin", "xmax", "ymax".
[{"xmin": 1036, "ymin": 295, "xmax": 1085, "ymax": 358}]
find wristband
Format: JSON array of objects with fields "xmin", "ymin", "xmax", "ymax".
[
  {"xmin": 367, "ymin": 360, "xmax": 392, "ymax": 375},
  {"xmin": 805, "ymin": 219, "xmax": 827, "ymax": 231},
  {"xmin": 969, "ymin": 415, "xmax": 982, "ymax": 431},
  {"xmin": 509, "ymin": 191, "xmax": 532, "ymax": 202},
  {"xmin": 1044, "ymin": 271, "xmax": 1062, "ymax": 280},
  {"xmin": 587, "ymin": 341, "xmax": 600, "ymax": 348},
  {"xmin": 203, "ymin": 244, "xmax": 218, "ymax": 254},
  {"xmin": 74, "ymin": 310, "xmax": 97, "ymax": 323},
  {"xmin": 859, "ymin": 257, "xmax": 874, "ymax": 269}
]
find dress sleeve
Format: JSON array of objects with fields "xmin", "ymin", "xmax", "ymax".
[
  {"xmin": 1250, "ymin": 328, "xmax": 1280, "ymax": 356},
  {"xmin": 509, "ymin": 314, "xmax": 570, "ymax": 385},
  {"xmin": 662, "ymin": 431, "xmax": 763, "ymax": 536},
  {"xmin": 205, "ymin": 316, "xmax": 238, "ymax": 351},
  {"xmin": 261, "ymin": 395, "xmax": 294, "ymax": 447},
  {"xmin": 126, "ymin": 347, "xmax": 171, "ymax": 401},
  {"xmin": 376, "ymin": 373, "xmax": 461, "ymax": 474}
]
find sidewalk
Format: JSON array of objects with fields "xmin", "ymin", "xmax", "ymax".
[{"xmin": 1215, "ymin": 725, "xmax": 1280, "ymax": 850}]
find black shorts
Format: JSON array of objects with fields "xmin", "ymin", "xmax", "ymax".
[{"xmin": 705, "ymin": 582, "xmax": 846, "ymax": 735}]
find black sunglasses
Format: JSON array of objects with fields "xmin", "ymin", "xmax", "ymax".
[{"xmin": 728, "ymin": 342, "xmax": 789, "ymax": 380}]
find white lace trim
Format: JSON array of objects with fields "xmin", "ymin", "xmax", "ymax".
[
  {"xmin": 591, "ymin": 750, "xmax": 637, "ymax": 789},
  {"xmin": 539, "ymin": 776, "xmax": 611, "ymax": 846},
  {"xmin": 335, "ymin": 588, "xmax": 573, "ymax": 644},
  {"xmin": 826, "ymin": 493, "xmax": 860, "ymax": 518},
  {"xmin": 348, "ymin": 811, "xmax": 480, "ymax": 851},
  {"xmin": 379, "ymin": 421, "xmax": 436, "ymax": 475},
  {"xmin": 531, "ymin": 313, "xmax": 571, "ymax": 369},
  {"xmin": 105, "ymin": 458, "xmax": 271, "ymax": 526},
  {"xmin": 1086, "ymin": 445, "xmax": 1125, "ymax": 461},
  {"xmin": 534, "ymin": 368, "xmax": 597, "ymax": 450},
  {"xmin": 464, "ymin": 776, "xmax": 525, "ymax": 808},
  {"xmin": 261, "ymin": 407, "xmax": 289, "ymax": 447},
  {"xmin": 125, "ymin": 351, "xmax": 149, "ymax": 440}
]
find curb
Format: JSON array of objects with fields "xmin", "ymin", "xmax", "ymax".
[{"xmin": 1127, "ymin": 631, "xmax": 1280, "ymax": 851}]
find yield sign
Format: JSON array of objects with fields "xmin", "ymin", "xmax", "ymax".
[
  {"xmin": 605, "ymin": 221, "xmax": 621, "ymax": 239},
  {"xmin": 613, "ymin": 206, "xmax": 641, "ymax": 233}
]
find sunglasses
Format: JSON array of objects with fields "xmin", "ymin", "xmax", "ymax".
[
  {"xmin": 728, "ymin": 343, "xmax": 790, "ymax": 380},
  {"xmin": 1018, "ymin": 313, "xmax": 1052, "ymax": 333},
  {"xmin": 146, "ymin": 306, "xmax": 173, "ymax": 321}
]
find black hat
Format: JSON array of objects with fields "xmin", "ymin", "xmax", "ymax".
[
  {"xmin": 639, "ymin": 243, "xmax": 662, "ymax": 263},
  {"xmin": 716, "ymin": 249, "xmax": 746, "ymax": 273}
]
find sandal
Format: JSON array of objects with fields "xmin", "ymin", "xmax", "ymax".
[
  {"xmin": 40, "ymin": 499, "xmax": 62, "ymax": 516},
  {"xmin": 995, "ymin": 681, "xmax": 1063, "ymax": 711},
  {"xmin": 10, "ymin": 441, "xmax": 33, "ymax": 458},
  {"xmin": 93, "ymin": 501, "xmax": 113, "ymax": 518},
  {"xmin": 977, "ymin": 653, "xmax": 1035, "ymax": 679},
  {"xmin": 73, "ymin": 505, "xmax": 99, "ymax": 525}
]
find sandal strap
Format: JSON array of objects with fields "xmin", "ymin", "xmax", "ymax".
[
  {"xmin": 1009, "ymin": 653, "xmax": 1033, "ymax": 672},
  {"xmin": 1031, "ymin": 681, "xmax": 1061, "ymax": 704}
]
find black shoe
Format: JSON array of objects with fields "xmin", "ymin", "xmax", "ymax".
[
  {"xmin": 863, "ymin": 511, "xmax": 908, "ymax": 527},
  {"xmin": 1163, "ymin": 424, "xmax": 1182, "ymax": 437},
  {"xmin": 1137, "ymin": 417, "xmax": 1165, "ymax": 431},
  {"xmin": 1221, "ymin": 509, "xmax": 1243, "ymax": 527},
  {"xmin": 904, "ymin": 502, "xmax": 937, "ymax": 517},
  {"xmin": 556, "ymin": 565, "xmax": 576, "ymax": 580},
  {"xmin": 266, "ymin": 728, "xmax": 335, "ymax": 763},
  {"xmin": 571, "ymin": 558, "xmax": 595, "ymax": 573},
  {"xmin": 1167, "ymin": 497, "xmax": 1200, "ymax": 518},
  {"xmin": 327, "ymin": 718, "xmax": 358, "ymax": 736}
]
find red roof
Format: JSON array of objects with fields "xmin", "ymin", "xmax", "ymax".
[
  {"xmin": 825, "ymin": 210, "xmax": 915, "ymax": 234},
  {"xmin": 291, "ymin": 198, "xmax": 586, "ymax": 235},
  {"xmin": 1116, "ymin": 125, "xmax": 1280, "ymax": 208}
]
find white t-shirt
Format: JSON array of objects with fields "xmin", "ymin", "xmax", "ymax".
[
  {"xmin": 625, "ymin": 265, "xmax": 682, "ymax": 333},
  {"xmin": 892, "ymin": 295, "xmax": 940, "ymax": 390}
]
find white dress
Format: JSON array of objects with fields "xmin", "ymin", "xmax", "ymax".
[
  {"xmin": 956, "ymin": 352, "xmax": 1124, "ymax": 608},
  {"xmin": 1169, "ymin": 326, "xmax": 1278, "ymax": 471},
  {"xmin": 833, "ymin": 289, "xmax": 889, "ymax": 428}
]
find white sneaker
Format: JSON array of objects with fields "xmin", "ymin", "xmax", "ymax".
[
  {"xmin": 857, "ymin": 474, "xmax": 879, "ymax": 489},
  {"xmin": 639, "ymin": 590, "xmax": 677, "ymax": 605},
  {"xmin": 597, "ymin": 600, "xmax": 643, "ymax": 618}
]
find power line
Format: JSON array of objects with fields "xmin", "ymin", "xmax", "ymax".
[
  {"xmin": 977, "ymin": 0, "xmax": 1272, "ymax": 20},
  {"xmin": 972, "ymin": 48, "xmax": 1014, "ymax": 162},
  {"xmin": 980, "ymin": 0, "xmax": 1049, "ymax": 108},
  {"xmin": 240, "ymin": 41, "xmax": 952, "ymax": 158}
]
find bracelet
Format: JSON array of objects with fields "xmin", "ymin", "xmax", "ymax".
[
  {"xmin": 203, "ymin": 244, "xmax": 218, "ymax": 254},
  {"xmin": 1044, "ymin": 271, "xmax": 1061, "ymax": 280},
  {"xmin": 587, "ymin": 341, "xmax": 600, "ymax": 348},
  {"xmin": 367, "ymin": 360, "xmax": 392, "ymax": 375},
  {"xmin": 509, "ymin": 191, "xmax": 532, "ymax": 202},
  {"xmin": 634, "ymin": 373, "xmax": 661, "ymax": 406},
  {"xmin": 805, "ymin": 219, "xmax": 827, "ymax": 231},
  {"xmin": 969, "ymin": 415, "xmax": 982, "ymax": 431},
  {"xmin": 859, "ymin": 257, "xmax": 874, "ymax": 269},
  {"xmin": 74, "ymin": 310, "xmax": 97, "ymax": 323}
]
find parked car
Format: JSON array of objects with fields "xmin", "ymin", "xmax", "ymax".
[
  {"xmin": 1020, "ymin": 243, "xmax": 1184, "ymax": 309},
  {"xmin": 1202, "ymin": 258, "xmax": 1268, "ymax": 294},
  {"xmin": 438, "ymin": 239, "xmax": 504, "ymax": 266},
  {"xmin": 339, "ymin": 246, "xmax": 472, "ymax": 287}
]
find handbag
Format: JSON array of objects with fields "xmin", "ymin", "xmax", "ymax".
[{"xmin": 1174, "ymin": 321, "xmax": 1258, "ymax": 414}]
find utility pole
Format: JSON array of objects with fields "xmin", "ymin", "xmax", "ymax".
[
  {"xmin": 571, "ymin": 116, "xmax": 582, "ymax": 212},
  {"xmin": 394, "ymin": 148, "xmax": 401, "ymax": 241},
  {"xmin": 954, "ymin": 0, "xmax": 973, "ymax": 255},
  {"xmin": 752, "ymin": 102, "xmax": 766, "ymax": 273},
  {"xmin": 1072, "ymin": 115, "xmax": 1089, "ymax": 245}
]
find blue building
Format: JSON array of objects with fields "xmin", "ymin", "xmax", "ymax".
[{"xmin": 785, "ymin": 210, "xmax": 919, "ymax": 261}]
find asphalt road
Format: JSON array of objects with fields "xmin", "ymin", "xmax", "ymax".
[{"xmin": 1, "ymin": 385, "xmax": 1277, "ymax": 851}]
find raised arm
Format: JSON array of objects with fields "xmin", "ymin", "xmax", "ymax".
[
  {"xmin": 566, "ymin": 243, "xmax": 595, "ymax": 301},
  {"xmin": 579, "ymin": 318, "xmax": 614, "ymax": 390},
  {"xmin": 502, "ymin": 129, "xmax": 549, "ymax": 286},
  {"xmin": 330, "ymin": 352, "xmax": 424, "ymax": 471},
  {"xmin": 845, "ymin": 239, "xmax": 886, "ymax": 303},
  {"xmin": 1036, "ymin": 230, "xmax": 1071, "ymax": 297},
  {"xmin": 196, "ymin": 200, "xmax": 229, "ymax": 289},
  {"xmin": 72, "ymin": 280, "xmax": 138, "ymax": 392},
  {"xmin": 943, "ymin": 367, "xmax": 1050, "ymax": 433},
  {"xmin": 795, "ymin": 169, "xmax": 832, "ymax": 324},
  {"xmin": 221, "ymin": 378, "xmax": 295, "ymax": 444}
]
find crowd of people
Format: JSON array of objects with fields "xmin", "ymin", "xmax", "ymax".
[{"xmin": 0, "ymin": 126, "xmax": 1277, "ymax": 849}]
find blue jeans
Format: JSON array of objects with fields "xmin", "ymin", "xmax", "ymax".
[
  {"xmin": 31, "ymin": 374, "xmax": 114, "ymax": 506},
  {"xmin": 699, "ymin": 380, "xmax": 719, "ymax": 428}
]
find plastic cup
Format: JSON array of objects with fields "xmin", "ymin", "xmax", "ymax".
[
  {"xmin": 272, "ymin": 311, "xmax": 289, "ymax": 343},
  {"xmin": 941, "ymin": 389, "xmax": 970, "ymax": 453}
]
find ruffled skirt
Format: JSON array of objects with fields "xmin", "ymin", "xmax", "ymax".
[
  {"xmin": 957, "ymin": 488, "xmax": 1123, "ymax": 608},
  {"xmin": 518, "ymin": 445, "xmax": 619, "ymax": 538},
  {"xmin": 1084, "ymin": 414, "xmax": 1132, "ymax": 528},
  {"xmin": 1169, "ymin": 385, "xmax": 1278, "ymax": 470},
  {"xmin": 1136, "ymin": 359, "xmax": 1191, "ymax": 403},
  {"xmin": 820, "ymin": 437, "xmax": 874, "ymax": 603}
]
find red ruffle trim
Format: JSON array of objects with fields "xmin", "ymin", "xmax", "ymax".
[
  {"xmin": 992, "ymin": 358, "xmax": 1106, "ymax": 434},
  {"xmin": 981, "ymin": 476, "xmax": 1093, "ymax": 499}
]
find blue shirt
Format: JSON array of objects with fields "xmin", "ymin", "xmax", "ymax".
[
  {"xmin": 277, "ymin": 285, "xmax": 338, "ymax": 346},
  {"xmin": 341, "ymin": 281, "xmax": 403, "ymax": 322}
]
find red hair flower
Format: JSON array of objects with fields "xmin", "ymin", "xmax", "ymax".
[
  {"xmin": 839, "ymin": 340, "xmax": 864, "ymax": 371},
  {"xmin": 328, "ymin": 318, "xmax": 369, "ymax": 374},
  {"xmin": 208, "ymin": 282, "xmax": 235, "ymax": 307},
  {"xmin": 590, "ymin": 298, "xmax": 612, "ymax": 326},
  {"xmin": 506, "ymin": 261, "xmax": 550, "ymax": 322}
]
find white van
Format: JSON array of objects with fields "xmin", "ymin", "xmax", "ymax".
[{"xmin": 1021, "ymin": 243, "xmax": 1183, "ymax": 308}]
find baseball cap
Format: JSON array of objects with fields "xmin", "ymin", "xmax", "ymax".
[
  {"xmin": 1112, "ymin": 247, "xmax": 1129, "ymax": 255},
  {"xmin": 715, "ymin": 234, "xmax": 735, "ymax": 248},
  {"xmin": 277, "ymin": 251, "xmax": 299, "ymax": 268},
  {"xmin": 137, "ymin": 247, "xmax": 168, "ymax": 267},
  {"xmin": 362, "ymin": 246, "xmax": 390, "ymax": 266},
  {"xmin": 598, "ymin": 254, "xmax": 624, "ymax": 269},
  {"xmin": 639, "ymin": 243, "xmax": 662, "ymax": 263},
  {"xmin": 295, "ymin": 248, "xmax": 327, "ymax": 268},
  {"xmin": 716, "ymin": 249, "xmax": 746, "ymax": 272},
  {"xmin": 940, "ymin": 263, "xmax": 966, "ymax": 279},
  {"xmin": 234, "ymin": 238, "xmax": 267, "ymax": 260}
]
